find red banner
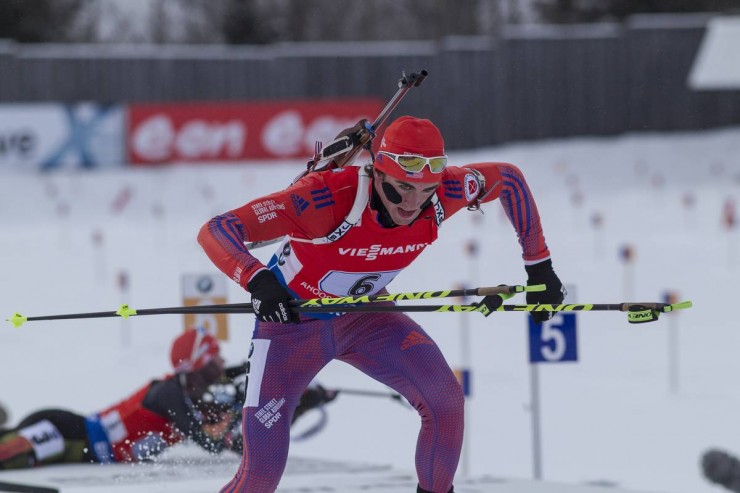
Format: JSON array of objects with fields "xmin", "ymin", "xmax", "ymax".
[{"xmin": 127, "ymin": 99, "xmax": 383, "ymax": 164}]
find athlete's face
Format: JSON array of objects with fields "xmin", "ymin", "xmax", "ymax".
[{"xmin": 374, "ymin": 171, "xmax": 439, "ymax": 226}]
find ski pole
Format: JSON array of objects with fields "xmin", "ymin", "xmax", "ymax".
[
  {"xmin": 166, "ymin": 299, "xmax": 692, "ymax": 320},
  {"xmin": 274, "ymin": 300, "xmax": 693, "ymax": 323},
  {"xmin": 7, "ymin": 284, "xmax": 538, "ymax": 327},
  {"xmin": 294, "ymin": 283, "xmax": 529, "ymax": 306},
  {"xmin": 180, "ymin": 283, "xmax": 541, "ymax": 311},
  {"xmin": 7, "ymin": 298, "xmax": 691, "ymax": 327},
  {"xmin": 177, "ymin": 299, "xmax": 692, "ymax": 324}
]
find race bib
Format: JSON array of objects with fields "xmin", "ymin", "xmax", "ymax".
[
  {"xmin": 318, "ymin": 270, "xmax": 401, "ymax": 296},
  {"xmin": 18, "ymin": 419, "xmax": 64, "ymax": 461}
]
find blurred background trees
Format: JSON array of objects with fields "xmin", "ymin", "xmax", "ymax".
[
  {"xmin": 0, "ymin": 0, "xmax": 737, "ymax": 45},
  {"xmin": 0, "ymin": 0, "xmax": 86, "ymax": 42}
]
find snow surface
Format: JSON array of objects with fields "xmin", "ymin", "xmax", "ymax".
[{"xmin": 1, "ymin": 126, "xmax": 739, "ymax": 492}]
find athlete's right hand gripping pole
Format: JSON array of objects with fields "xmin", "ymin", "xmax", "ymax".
[{"xmin": 300, "ymin": 69, "xmax": 428, "ymax": 178}]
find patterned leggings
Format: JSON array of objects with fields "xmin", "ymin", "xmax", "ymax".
[{"xmin": 219, "ymin": 311, "xmax": 465, "ymax": 493}]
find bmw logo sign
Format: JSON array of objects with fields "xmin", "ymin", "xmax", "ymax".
[{"xmin": 197, "ymin": 276, "xmax": 214, "ymax": 293}]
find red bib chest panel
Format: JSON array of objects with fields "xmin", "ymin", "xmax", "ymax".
[
  {"xmin": 98, "ymin": 382, "xmax": 181, "ymax": 462},
  {"xmin": 278, "ymin": 205, "xmax": 439, "ymax": 298}
]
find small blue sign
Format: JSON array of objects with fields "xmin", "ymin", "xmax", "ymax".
[
  {"xmin": 528, "ymin": 313, "xmax": 578, "ymax": 363},
  {"xmin": 454, "ymin": 368, "xmax": 472, "ymax": 397}
]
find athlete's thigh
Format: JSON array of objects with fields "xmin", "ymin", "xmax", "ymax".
[
  {"xmin": 335, "ymin": 312, "xmax": 457, "ymax": 404},
  {"xmin": 236, "ymin": 319, "xmax": 335, "ymax": 485},
  {"xmin": 242, "ymin": 318, "xmax": 336, "ymax": 444}
]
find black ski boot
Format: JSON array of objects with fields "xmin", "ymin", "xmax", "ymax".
[
  {"xmin": 417, "ymin": 486, "xmax": 453, "ymax": 493},
  {"xmin": 703, "ymin": 449, "xmax": 740, "ymax": 492}
]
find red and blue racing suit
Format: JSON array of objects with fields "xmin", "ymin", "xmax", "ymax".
[{"xmin": 198, "ymin": 162, "xmax": 550, "ymax": 493}]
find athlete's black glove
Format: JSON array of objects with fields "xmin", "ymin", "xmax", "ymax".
[
  {"xmin": 335, "ymin": 118, "xmax": 374, "ymax": 146},
  {"xmin": 292, "ymin": 384, "xmax": 339, "ymax": 424},
  {"xmin": 702, "ymin": 449, "xmax": 740, "ymax": 492},
  {"xmin": 247, "ymin": 270, "xmax": 299, "ymax": 324},
  {"xmin": 303, "ymin": 385, "xmax": 338, "ymax": 409},
  {"xmin": 525, "ymin": 259, "xmax": 566, "ymax": 324}
]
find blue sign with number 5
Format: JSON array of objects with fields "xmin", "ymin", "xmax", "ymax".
[{"xmin": 528, "ymin": 313, "xmax": 578, "ymax": 363}]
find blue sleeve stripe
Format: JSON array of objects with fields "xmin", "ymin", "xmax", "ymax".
[
  {"xmin": 314, "ymin": 201, "xmax": 336, "ymax": 209},
  {"xmin": 212, "ymin": 213, "xmax": 246, "ymax": 252},
  {"xmin": 501, "ymin": 170, "xmax": 532, "ymax": 235},
  {"xmin": 312, "ymin": 193, "xmax": 333, "ymax": 202},
  {"xmin": 501, "ymin": 180, "xmax": 522, "ymax": 231}
]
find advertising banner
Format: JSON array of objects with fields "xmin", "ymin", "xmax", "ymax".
[
  {"xmin": 0, "ymin": 103, "xmax": 125, "ymax": 172},
  {"xmin": 127, "ymin": 99, "xmax": 382, "ymax": 164}
]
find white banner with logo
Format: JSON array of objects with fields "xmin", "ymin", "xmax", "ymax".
[{"xmin": 0, "ymin": 103, "xmax": 125, "ymax": 172}]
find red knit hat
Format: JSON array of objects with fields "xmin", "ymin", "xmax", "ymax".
[
  {"xmin": 375, "ymin": 116, "xmax": 446, "ymax": 182},
  {"xmin": 170, "ymin": 327, "xmax": 220, "ymax": 374}
]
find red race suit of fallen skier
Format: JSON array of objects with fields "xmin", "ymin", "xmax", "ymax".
[
  {"xmin": 96, "ymin": 380, "xmax": 182, "ymax": 463},
  {"xmin": 198, "ymin": 162, "xmax": 550, "ymax": 493}
]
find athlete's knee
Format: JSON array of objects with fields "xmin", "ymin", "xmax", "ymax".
[
  {"xmin": 437, "ymin": 379, "xmax": 465, "ymax": 412},
  {"xmin": 418, "ymin": 380, "xmax": 464, "ymax": 425}
]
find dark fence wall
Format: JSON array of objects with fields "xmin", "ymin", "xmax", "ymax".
[{"xmin": 1, "ymin": 14, "xmax": 739, "ymax": 150}]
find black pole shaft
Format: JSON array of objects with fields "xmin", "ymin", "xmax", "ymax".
[
  {"xmin": 169, "ymin": 284, "xmax": 514, "ymax": 313},
  {"xmin": 22, "ymin": 302, "xmax": 675, "ymax": 323}
]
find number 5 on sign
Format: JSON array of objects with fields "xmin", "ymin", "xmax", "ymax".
[{"xmin": 528, "ymin": 313, "xmax": 578, "ymax": 363}]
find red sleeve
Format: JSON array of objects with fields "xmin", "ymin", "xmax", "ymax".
[
  {"xmin": 197, "ymin": 170, "xmax": 355, "ymax": 289},
  {"xmin": 440, "ymin": 163, "xmax": 551, "ymax": 264}
]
